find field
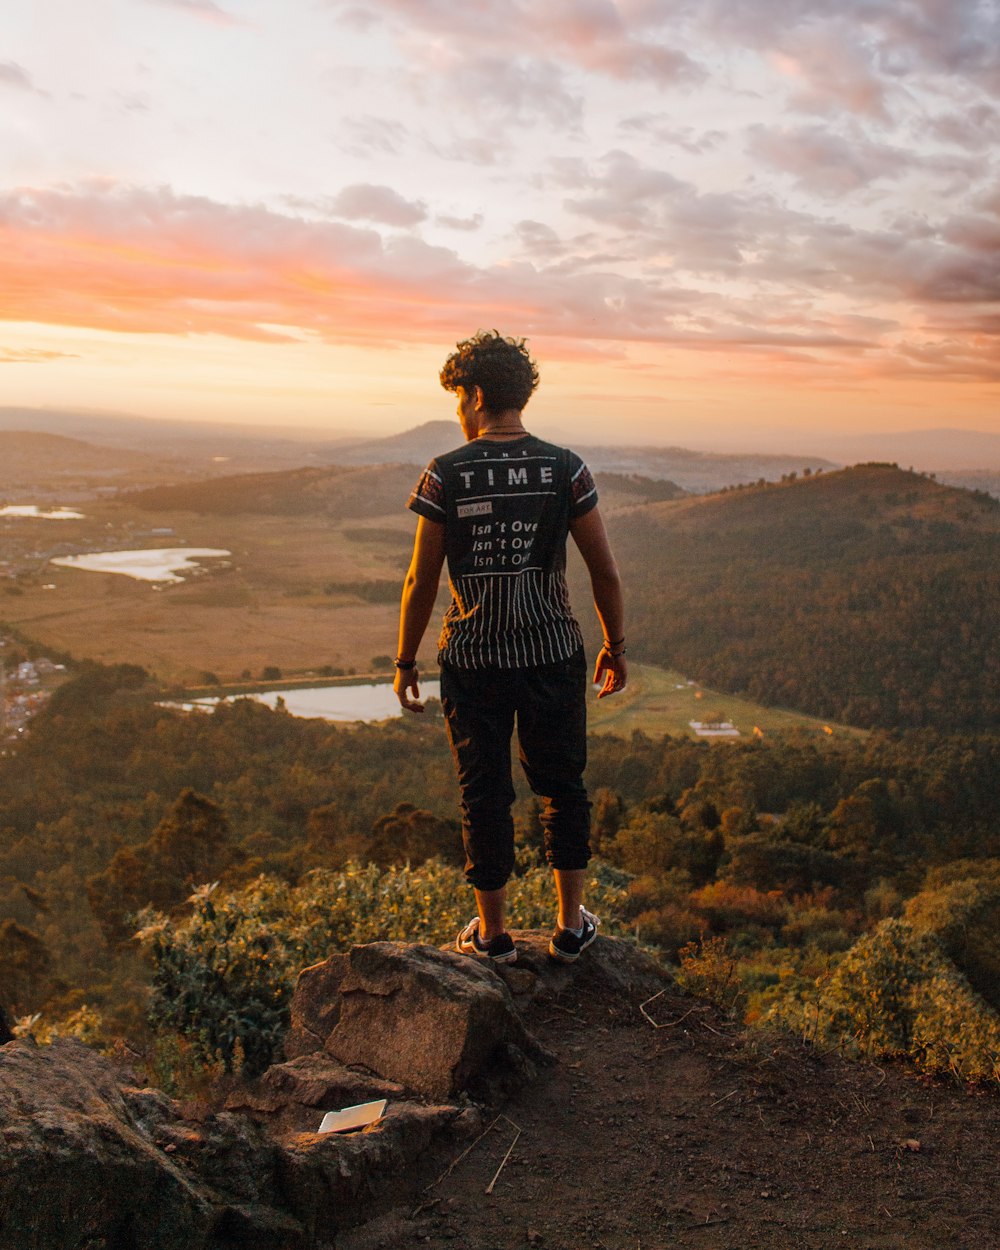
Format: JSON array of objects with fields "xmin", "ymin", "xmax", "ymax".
[
  {"xmin": 586, "ymin": 661, "xmax": 860, "ymax": 740},
  {"xmin": 2, "ymin": 502, "xmax": 423, "ymax": 682}
]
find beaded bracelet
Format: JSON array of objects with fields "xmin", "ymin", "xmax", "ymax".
[{"xmin": 394, "ymin": 658, "xmax": 417, "ymax": 670}]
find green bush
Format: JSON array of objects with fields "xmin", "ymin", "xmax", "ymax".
[
  {"xmin": 136, "ymin": 855, "xmax": 630, "ymax": 1073},
  {"xmin": 765, "ymin": 918, "xmax": 1000, "ymax": 1082}
]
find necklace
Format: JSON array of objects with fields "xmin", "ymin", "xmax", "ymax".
[{"xmin": 480, "ymin": 425, "xmax": 527, "ymax": 437}]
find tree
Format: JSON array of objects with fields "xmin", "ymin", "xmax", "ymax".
[
  {"xmin": 87, "ymin": 790, "xmax": 243, "ymax": 943},
  {"xmin": 0, "ymin": 920, "xmax": 57, "ymax": 1012}
]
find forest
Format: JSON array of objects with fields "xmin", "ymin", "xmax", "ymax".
[
  {"xmin": 605, "ymin": 464, "xmax": 1000, "ymax": 731},
  {"xmin": 1, "ymin": 658, "xmax": 998, "ymax": 1084}
]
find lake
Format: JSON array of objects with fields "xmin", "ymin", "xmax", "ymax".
[
  {"xmin": 166, "ymin": 681, "xmax": 442, "ymax": 723},
  {"xmin": 1, "ymin": 505, "xmax": 85, "ymax": 520},
  {"xmin": 50, "ymin": 548, "xmax": 231, "ymax": 583}
]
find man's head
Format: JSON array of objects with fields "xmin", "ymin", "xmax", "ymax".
[{"xmin": 439, "ymin": 330, "xmax": 539, "ymax": 415}]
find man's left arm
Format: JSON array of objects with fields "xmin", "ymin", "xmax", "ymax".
[
  {"xmin": 394, "ymin": 515, "xmax": 446, "ymax": 712},
  {"xmin": 569, "ymin": 505, "xmax": 628, "ymax": 699}
]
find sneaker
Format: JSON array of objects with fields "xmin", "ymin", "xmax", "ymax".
[
  {"xmin": 549, "ymin": 907, "xmax": 600, "ymax": 963},
  {"xmin": 456, "ymin": 917, "xmax": 518, "ymax": 964}
]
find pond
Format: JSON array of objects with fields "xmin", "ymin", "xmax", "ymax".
[
  {"xmin": 1, "ymin": 505, "xmax": 85, "ymax": 520},
  {"xmin": 50, "ymin": 548, "xmax": 231, "ymax": 583},
  {"xmin": 166, "ymin": 681, "xmax": 442, "ymax": 723}
]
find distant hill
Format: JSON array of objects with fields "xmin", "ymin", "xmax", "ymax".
[
  {"xmin": 331, "ymin": 421, "xmax": 837, "ymax": 492},
  {"xmin": 610, "ymin": 464, "xmax": 1000, "ymax": 730},
  {"xmin": 126, "ymin": 463, "xmax": 419, "ymax": 518},
  {"xmin": 0, "ymin": 430, "xmax": 170, "ymax": 492},
  {"xmin": 126, "ymin": 461, "xmax": 686, "ymax": 517}
]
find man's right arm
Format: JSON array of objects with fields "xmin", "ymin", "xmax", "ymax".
[
  {"xmin": 569, "ymin": 505, "xmax": 628, "ymax": 698},
  {"xmin": 394, "ymin": 515, "xmax": 446, "ymax": 712}
]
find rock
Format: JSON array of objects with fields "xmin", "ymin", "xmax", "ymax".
[
  {"xmin": 285, "ymin": 954, "xmax": 350, "ymax": 1060},
  {"xmin": 227, "ymin": 1054, "xmax": 406, "ymax": 1137},
  {"xmin": 278, "ymin": 1103, "xmax": 463, "ymax": 1240},
  {"xmin": 498, "ymin": 930, "xmax": 672, "ymax": 1003},
  {"xmin": 0, "ymin": 937, "xmax": 664, "ymax": 1248},
  {"xmin": 288, "ymin": 943, "xmax": 551, "ymax": 1101},
  {"xmin": 0, "ymin": 1037, "xmax": 214, "ymax": 1249},
  {"xmin": 0, "ymin": 1037, "xmax": 470, "ymax": 1249}
]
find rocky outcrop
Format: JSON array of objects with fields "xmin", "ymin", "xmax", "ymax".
[
  {"xmin": 286, "ymin": 942, "xmax": 551, "ymax": 1100},
  {"xmin": 0, "ymin": 933, "xmax": 666, "ymax": 1249}
]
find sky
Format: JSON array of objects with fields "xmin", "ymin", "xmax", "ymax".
[{"xmin": 1, "ymin": 0, "xmax": 998, "ymax": 450}]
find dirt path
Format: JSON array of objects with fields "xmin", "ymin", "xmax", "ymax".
[{"xmin": 338, "ymin": 934, "xmax": 1000, "ymax": 1250}]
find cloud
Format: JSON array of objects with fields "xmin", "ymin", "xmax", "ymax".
[
  {"xmin": 560, "ymin": 150, "xmax": 689, "ymax": 231},
  {"xmin": 145, "ymin": 0, "xmax": 243, "ymax": 25},
  {"xmin": 0, "ymin": 180, "xmax": 995, "ymax": 387},
  {"xmin": 435, "ymin": 213, "xmax": 483, "ymax": 232},
  {"xmin": 448, "ymin": 57, "xmax": 583, "ymax": 131},
  {"xmin": 770, "ymin": 30, "xmax": 892, "ymax": 121},
  {"xmin": 342, "ymin": 0, "xmax": 703, "ymax": 101},
  {"xmin": 747, "ymin": 123, "xmax": 979, "ymax": 196},
  {"xmin": 618, "ymin": 113, "xmax": 725, "ymax": 153},
  {"xmin": 338, "ymin": 115, "xmax": 410, "ymax": 157},
  {"xmin": 328, "ymin": 184, "xmax": 427, "ymax": 227},
  {"xmin": 925, "ymin": 103, "xmax": 1000, "ymax": 152},
  {"xmin": 0, "ymin": 348, "xmax": 77, "ymax": 363},
  {"xmin": 0, "ymin": 61, "xmax": 44, "ymax": 95},
  {"xmin": 747, "ymin": 125, "xmax": 911, "ymax": 195}
]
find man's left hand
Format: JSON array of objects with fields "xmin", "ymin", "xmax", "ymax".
[{"xmin": 395, "ymin": 665, "xmax": 424, "ymax": 713}]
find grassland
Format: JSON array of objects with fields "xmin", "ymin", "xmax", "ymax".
[
  {"xmin": 1, "ymin": 503, "xmax": 425, "ymax": 682},
  {"xmin": 586, "ymin": 662, "xmax": 862, "ymax": 740}
]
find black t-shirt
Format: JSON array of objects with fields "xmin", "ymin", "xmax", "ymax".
[{"xmin": 408, "ymin": 434, "xmax": 598, "ymax": 669}]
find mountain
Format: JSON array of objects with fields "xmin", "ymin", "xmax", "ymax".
[
  {"xmin": 0, "ymin": 431, "xmax": 178, "ymax": 494},
  {"xmin": 332, "ymin": 419, "xmax": 464, "ymax": 466},
  {"xmin": 606, "ymin": 463, "xmax": 1000, "ymax": 730},
  {"xmin": 126, "ymin": 462, "xmax": 419, "ymax": 517},
  {"xmin": 0, "ymin": 408, "xmax": 362, "ymax": 475},
  {"xmin": 330, "ymin": 421, "xmax": 837, "ymax": 492}
]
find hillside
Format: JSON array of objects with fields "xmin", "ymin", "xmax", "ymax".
[
  {"xmin": 126, "ymin": 463, "xmax": 419, "ymax": 518},
  {"xmin": 330, "ymin": 421, "xmax": 838, "ymax": 492},
  {"xmin": 608, "ymin": 464, "xmax": 1000, "ymax": 730},
  {"xmin": 125, "ymin": 464, "xmax": 685, "ymax": 517},
  {"xmin": 0, "ymin": 430, "xmax": 174, "ymax": 491}
]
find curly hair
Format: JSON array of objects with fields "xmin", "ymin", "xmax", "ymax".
[{"xmin": 439, "ymin": 330, "xmax": 540, "ymax": 413}]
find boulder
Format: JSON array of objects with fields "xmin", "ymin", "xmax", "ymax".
[
  {"xmin": 0, "ymin": 1036, "xmax": 468, "ymax": 1249},
  {"xmin": 287, "ymin": 942, "xmax": 552, "ymax": 1100},
  {"xmin": 0, "ymin": 1036, "xmax": 213, "ymax": 1250}
]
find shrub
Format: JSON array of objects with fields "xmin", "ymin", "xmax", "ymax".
[
  {"xmin": 137, "ymin": 855, "xmax": 630, "ymax": 1073},
  {"xmin": 766, "ymin": 918, "xmax": 1000, "ymax": 1082}
]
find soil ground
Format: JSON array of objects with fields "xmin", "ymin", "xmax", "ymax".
[{"xmin": 338, "ymin": 934, "xmax": 1000, "ymax": 1250}]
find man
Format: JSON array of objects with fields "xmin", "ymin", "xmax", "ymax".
[{"xmin": 393, "ymin": 330, "xmax": 627, "ymax": 965}]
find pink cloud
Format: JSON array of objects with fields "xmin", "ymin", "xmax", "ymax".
[
  {"xmin": 352, "ymin": 0, "xmax": 703, "ymax": 95},
  {"xmin": 328, "ymin": 184, "xmax": 427, "ymax": 227},
  {"xmin": 0, "ymin": 180, "xmax": 996, "ymax": 387},
  {"xmin": 747, "ymin": 125, "xmax": 910, "ymax": 195},
  {"xmin": 146, "ymin": 0, "xmax": 243, "ymax": 26},
  {"xmin": 0, "ymin": 61, "xmax": 43, "ymax": 95}
]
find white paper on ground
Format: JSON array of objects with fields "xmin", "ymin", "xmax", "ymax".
[{"xmin": 318, "ymin": 1099, "xmax": 387, "ymax": 1134}]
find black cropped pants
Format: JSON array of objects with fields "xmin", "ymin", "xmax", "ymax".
[{"xmin": 440, "ymin": 650, "xmax": 592, "ymax": 892}]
